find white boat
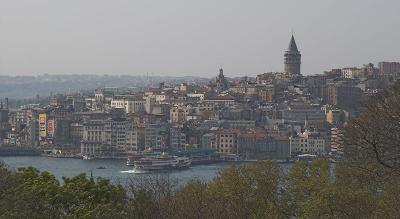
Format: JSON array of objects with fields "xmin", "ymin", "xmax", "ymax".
[
  {"xmin": 297, "ymin": 154, "xmax": 317, "ymax": 162},
  {"xmin": 126, "ymin": 154, "xmax": 144, "ymax": 166},
  {"xmin": 133, "ymin": 154, "xmax": 191, "ymax": 171},
  {"xmin": 82, "ymin": 155, "xmax": 94, "ymax": 160}
]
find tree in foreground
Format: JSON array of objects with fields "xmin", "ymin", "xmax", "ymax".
[
  {"xmin": 1, "ymin": 159, "xmax": 400, "ymax": 218},
  {"xmin": 0, "ymin": 166, "xmax": 127, "ymax": 219},
  {"xmin": 343, "ymin": 81, "xmax": 400, "ymax": 182}
]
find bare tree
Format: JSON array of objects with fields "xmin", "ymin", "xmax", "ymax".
[
  {"xmin": 125, "ymin": 172, "xmax": 178, "ymax": 218},
  {"xmin": 343, "ymin": 82, "xmax": 400, "ymax": 179}
]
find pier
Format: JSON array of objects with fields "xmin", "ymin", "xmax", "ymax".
[{"xmin": 0, "ymin": 146, "xmax": 41, "ymax": 156}]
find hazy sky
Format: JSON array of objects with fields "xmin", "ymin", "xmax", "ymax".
[{"xmin": 0, "ymin": 0, "xmax": 399, "ymax": 77}]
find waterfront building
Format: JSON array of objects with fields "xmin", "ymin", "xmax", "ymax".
[
  {"xmin": 237, "ymin": 128, "xmax": 266, "ymax": 159},
  {"xmin": 215, "ymin": 128, "xmax": 240, "ymax": 155},
  {"xmin": 169, "ymin": 126, "xmax": 186, "ymax": 149},
  {"xmin": 144, "ymin": 123, "xmax": 166, "ymax": 150},
  {"xmin": 70, "ymin": 123, "xmax": 84, "ymax": 144},
  {"xmin": 201, "ymin": 133, "xmax": 216, "ymax": 149},
  {"xmin": 105, "ymin": 118, "xmax": 128, "ymax": 153},
  {"xmin": 256, "ymin": 135, "xmax": 290, "ymax": 160},
  {"xmin": 289, "ymin": 130, "xmax": 326, "ymax": 155},
  {"xmin": 81, "ymin": 118, "xmax": 138, "ymax": 156},
  {"xmin": 81, "ymin": 120, "xmax": 107, "ymax": 156},
  {"xmin": 125, "ymin": 123, "xmax": 139, "ymax": 152}
]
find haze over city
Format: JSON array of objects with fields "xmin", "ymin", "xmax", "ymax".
[
  {"xmin": 2, "ymin": 1, "xmax": 400, "ymax": 218},
  {"xmin": 1, "ymin": 0, "xmax": 399, "ymax": 77}
]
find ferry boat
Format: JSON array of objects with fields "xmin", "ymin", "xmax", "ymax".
[
  {"xmin": 126, "ymin": 154, "xmax": 144, "ymax": 166},
  {"xmin": 133, "ymin": 154, "xmax": 191, "ymax": 171}
]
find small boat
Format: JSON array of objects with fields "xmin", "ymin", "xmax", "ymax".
[
  {"xmin": 133, "ymin": 153, "xmax": 191, "ymax": 171},
  {"xmin": 297, "ymin": 154, "xmax": 317, "ymax": 162},
  {"xmin": 82, "ymin": 155, "xmax": 94, "ymax": 160},
  {"xmin": 96, "ymin": 166, "xmax": 106, "ymax": 169}
]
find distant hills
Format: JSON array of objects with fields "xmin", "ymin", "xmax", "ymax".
[{"xmin": 0, "ymin": 74, "xmax": 210, "ymax": 99}]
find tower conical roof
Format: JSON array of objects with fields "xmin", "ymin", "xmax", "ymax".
[{"xmin": 287, "ymin": 35, "xmax": 299, "ymax": 52}]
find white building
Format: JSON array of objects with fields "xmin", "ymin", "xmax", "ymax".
[
  {"xmin": 155, "ymin": 94, "xmax": 166, "ymax": 103},
  {"xmin": 81, "ymin": 119, "xmax": 139, "ymax": 156},
  {"xmin": 341, "ymin": 67, "xmax": 361, "ymax": 79},
  {"xmin": 289, "ymin": 130, "xmax": 326, "ymax": 155},
  {"xmin": 81, "ymin": 120, "xmax": 107, "ymax": 156},
  {"xmin": 111, "ymin": 95, "xmax": 145, "ymax": 114}
]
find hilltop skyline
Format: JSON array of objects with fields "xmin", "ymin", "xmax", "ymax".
[{"xmin": 0, "ymin": 0, "xmax": 399, "ymax": 77}]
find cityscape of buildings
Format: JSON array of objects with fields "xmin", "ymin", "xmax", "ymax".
[{"xmin": 1, "ymin": 35, "xmax": 400, "ymax": 161}]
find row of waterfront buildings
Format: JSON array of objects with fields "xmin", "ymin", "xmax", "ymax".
[{"xmin": 0, "ymin": 35, "xmax": 399, "ymax": 160}]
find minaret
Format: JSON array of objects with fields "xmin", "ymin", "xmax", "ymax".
[{"xmin": 284, "ymin": 35, "xmax": 301, "ymax": 75}]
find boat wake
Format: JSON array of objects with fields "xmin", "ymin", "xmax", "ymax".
[{"xmin": 120, "ymin": 169, "xmax": 147, "ymax": 174}]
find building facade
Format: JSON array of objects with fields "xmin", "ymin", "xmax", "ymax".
[
  {"xmin": 290, "ymin": 130, "xmax": 326, "ymax": 155},
  {"xmin": 215, "ymin": 128, "xmax": 240, "ymax": 155},
  {"xmin": 379, "ymin": 62, "xmax": 400, "ymax": 74},
  {"xmin": 111, "ymin": 96, "xmax": 145, "ymax": 114}
]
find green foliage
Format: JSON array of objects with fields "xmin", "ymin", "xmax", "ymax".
[
  {"xmin": 1, "ymin": 159, "xmax": 400, "ymax": 218},
  {"xmin": 284, "ymin": 159, "xmax": 331, "ymax": 216},
  {"xmin": 0, "ymin": 165, "xmax": 127, "ymax": 219},
  {"xmin": 170, "ymin": 180, "xmax": 208, "ymax": 219},
  {"xmin": 60, "ymin": 174, "xmax": 127, "ymax": 218},
  {"xmin": 128, "ymin": 189, "xmax": 159, "ymax": 219},
  {"xmin": 206, "ymin": 161, "xmax": 285, "ymax": 219}
]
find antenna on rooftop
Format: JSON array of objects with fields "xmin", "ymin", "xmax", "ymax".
[{"xmin": 151, "ymin": 72, "xmax": 154, "ymax": 87}]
